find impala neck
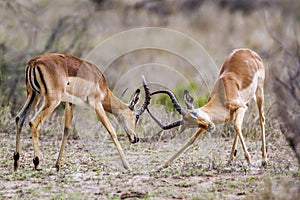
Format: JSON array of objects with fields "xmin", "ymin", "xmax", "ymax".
[
  {"xmin": 200, "ymin": 99, "xmax": 228, "ymax": 125},
  {"xmin": 102, "ymin": 89, "xmax": 128, "ymax": 115},
  {"xmin": 199, "ymin": 79, "xmax": 231, "ymax": 124}
]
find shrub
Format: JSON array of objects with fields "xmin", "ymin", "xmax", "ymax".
[{"xmin": 152, "ymin": 82, "xmax": 209, "ymax": 112}]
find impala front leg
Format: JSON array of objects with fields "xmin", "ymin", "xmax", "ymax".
[
  {"xmin": 95, "ymin": 103, "xmax": 131, "ymax": 171},
  {"xmin": 159, "ymin": 129, "xmax": 205, "ymax": 170}
]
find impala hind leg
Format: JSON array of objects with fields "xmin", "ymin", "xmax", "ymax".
[
  {"xmin": 55, "ymin": 103, "xmax": 74, "ymax": 171},
  {"xmin": 29, "ymin": 98, "xmax": 60, "ymax": 170},
  {"xmin": 234, "ymin": 107, "xmax": 251, "ymax": 165},
  {"xmin": 159, "ymin": 129, "xmax": 205, "ymax": 170},
  {"xmin": 14, "ymin": 92, "xmax": 40, "ymax": 171},
  {"xmin": 95, "ymin": 103, "xmax": 131, "ymax": 171},
  {"xmin": 256, "ymin": 87, "xmax": 267, "ymax": 166}
]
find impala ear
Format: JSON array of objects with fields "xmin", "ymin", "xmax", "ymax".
[
  {"xmin": 128, "ymin": 89, "xmax": 140, "ymax": 110},
  {"xmin": 184, "ymin": 90, "xmax": 194, "ymax": 110}
]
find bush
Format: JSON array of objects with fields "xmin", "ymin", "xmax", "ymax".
[{"xmin": 152, "ymin": 82, "xmax": 209, "ymax": 112}]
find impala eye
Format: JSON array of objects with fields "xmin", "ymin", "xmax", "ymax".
[{"xmin": 135, "ymin": 114, "xmax": 140, "ymax": 123}]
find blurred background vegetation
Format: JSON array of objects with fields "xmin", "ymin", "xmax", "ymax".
[{"xmin": 0, "ymin": 0, "xmax": 300, "ymax": 162}]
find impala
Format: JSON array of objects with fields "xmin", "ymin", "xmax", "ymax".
[
  {"xmin": 147, "ymin": 48, "xmax": 266, "ymax": 169},
  {"xmin": 14, "ymin": 53, "xmax": 150, "ymax": 171}
]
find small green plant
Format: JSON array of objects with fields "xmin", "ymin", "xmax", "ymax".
[
  {"xmin": 175, "ymin": 181, "xmax": 192, "ymax": 188},
  {"xmin": 110, "ymin": 194, "xmax": 120, "ymax": 200},
  {"xmin": 43, "ymin": 185, "xmax": 52, "ymax": 192},
  {"xmin": 196, "ymin": 95, "xmax": 209, "ymax": 107},
  {"xmin": 26, "ymin": 187, "xmax": 40, "ymax": 196},
  {"xmin": 92, "ymin": 167, "xmax": 101, "ymax": 173}
]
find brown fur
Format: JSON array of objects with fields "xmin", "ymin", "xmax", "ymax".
[
  {"xmin": 15, "ymin": 53, "xmax": 141, "ymax": 171},
  {"xmin": 159, "ymin": 48, "xmax": 267, "ymax": 169}
]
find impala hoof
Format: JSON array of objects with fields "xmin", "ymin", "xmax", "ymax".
[
  {"xmin": 55, "ymin": 165, "xmax": 60, "ymax": 172},
  {"xmin": 33, "ymin": 157, "xmax": 41, "ymax": 170},
  {"xmin": 262, "ymin": 160, "xmax": 267, "ymax": 167},
  {"xmin": 227, "ymin": 159, "xmax": 232, "ymax": 167},
  {"xmin": 130, "ymin": 135, "xmax": 139, "ymax": 144}
]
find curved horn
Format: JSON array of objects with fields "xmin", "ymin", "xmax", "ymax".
[
  {"xmin": 150, "ymin": 90, "xmax": 186, "ymax": 116},
  {"xmin": 147, "ymin": 108, "xmax": 182, "ymax": 130},
  {"xmin": 136, "ymin": 75, "xmax": 151, "ymax": 118}
]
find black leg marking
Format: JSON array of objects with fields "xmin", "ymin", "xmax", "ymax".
[
  {"xmin": 234, "ymin": 149, "xmax": 237, "ymax": 157},
  {"xmin": 15, "ymin": 116, "xmax": 20, "ymax": 125},
  {"xmin": 17, "ymin": 92, "xmax": 36, "ymax": 133}
]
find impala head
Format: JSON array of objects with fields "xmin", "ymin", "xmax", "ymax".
[
  {"xmin": 182, "ymin": 109, "xmax": 215, "ymax": 131},
  {"xmin": 147, "ymin": 89, "xmax": 215, "ymax": 132},
  {"xmin": 117, "ymin": 76, "xmax": 151, "ymax": 144},
  {"xmin": 182, "ymin": 90, "xmax": 215, "ymax": 132}
]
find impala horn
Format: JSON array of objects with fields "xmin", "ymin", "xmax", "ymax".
[
  {"xmin": 147, "ymin": 108, "xmax": 183, "ymax": 130},
  {"xmin": 146, "ymin": 90, "xmax": 187, "ymax": 130},
  {"xmin": 150, "ymin": 90, "xmax": 186, "ymax": 116},
  {"xmin": 135, "ymin": 75, "xmax": 151, "ymax": 121}
]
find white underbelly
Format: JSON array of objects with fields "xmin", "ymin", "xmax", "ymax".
[{"xmin": 240, "ymin": 73, "xmax": 259, "ymax": 103}]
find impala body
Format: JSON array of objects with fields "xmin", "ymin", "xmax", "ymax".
[
  {"xmin": 14, "ymin": 53, "xmax": 150, "ymax": 171},
  {"xmin": 148, "ymin": 48, "xmax": 266, "ymax": 169}
]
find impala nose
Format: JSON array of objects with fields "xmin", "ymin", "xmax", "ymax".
[
  {"xmin": 208, "ymin": 124, "xmax": 216, "ymax": 132},
  {"xmin": 131, "ymin": 135, "xmax": 139, "ymax": 144}
]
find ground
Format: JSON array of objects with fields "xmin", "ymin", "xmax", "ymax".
[{"xmin": 0, "ymin": 113, "xmax": 299, "ymax": 199}]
